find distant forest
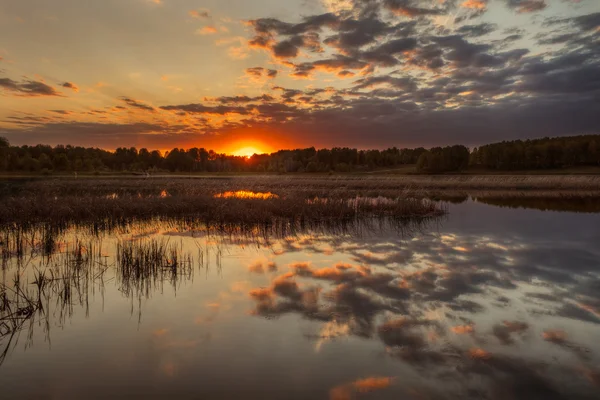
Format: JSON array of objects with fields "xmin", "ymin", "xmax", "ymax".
[{"xmin": 1, "ymin": 135, "xmax": 599, "ymax": 174}]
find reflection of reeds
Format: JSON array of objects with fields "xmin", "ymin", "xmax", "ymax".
[{"xmin": 0, "ymin": 239, "xmax": 106, "ymax": 366}]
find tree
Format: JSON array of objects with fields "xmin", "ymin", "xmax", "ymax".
[
  {"xmin": 54, "ymin": 153, "xmax": 70, "ymax": 171},
  {"xmin": 38, "ymin": 153, "xmax": 53, "ymax": 170}
]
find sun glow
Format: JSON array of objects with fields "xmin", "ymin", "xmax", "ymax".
[{"xmin": 231, "ymin": 146, "xmax": 265, "ymax": 158}]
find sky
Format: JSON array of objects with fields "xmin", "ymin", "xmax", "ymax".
[{"xmin": 0, "ymin": 0, "xmax": 599, "ymax": 153}]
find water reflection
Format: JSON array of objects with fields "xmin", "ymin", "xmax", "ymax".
[
  {"xmin": 214, "ymin": 190, "xmax": 279, "ymax": 199},
  {"xmin": 1, "ymin": 200, "xmax": 599, "ymax": 399}
]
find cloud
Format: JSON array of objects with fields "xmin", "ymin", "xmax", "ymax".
[
  {"xmin": 61, "ymin": 81, "xmax": 79, "ymax": 92},
  {"xmin": 0, "ymin": 77, "xmax": 61, "ymax": 97},
  {"xmin": 505, "ymin": 0, "xmax": 547, "ymax": 13},
  {"xmin": 461, "ymin": 0, "xmax": 488, "ymax": 9},
  {"xmin": 457, "ymin": 23, "xmax": 497, "ymax": 38},
  {"xmin": 3, "ymin": 0, "xmax": 600, "ymax": 151},
  {"xmin": 329, "ymin": 376, "xmax": 393, "ymax": 400},
  {"xmin": 120, "ymin": 96, "xmax": 156, "ymax": 112},
  {"xmin": 160, "ymin": 103, "xmax": 250, "ymax": 115},
  {"xmin": 48, "ymin": 109, "xmax": 72, "ymax": 115},
  {"xmin": 383, "ymin": 0, "xmax": 446, "ymax": 17},
  {"xmin": 573, "ymin": 11, "xmax": 600, "ymax": 31},
  {"xmin": 197, "ymin": 26, "xmax": 218, "ymax": 35},
  {"xmin": 189, "ymin": 9, "xmax": 210, "ymax": 19},
  {"xmin": 492, "ymin": 321, "xmax": 529, "ymax": 344}
]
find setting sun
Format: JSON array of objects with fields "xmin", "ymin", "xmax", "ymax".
[{"xmin": 231, "ymin": 146, "xmax": 266, "ymax": 158}]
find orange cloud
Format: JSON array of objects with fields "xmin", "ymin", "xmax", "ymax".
[
  {"xmin": 542, "ymin": 329, "xmax": 567, "ymax": 344},
  {"xmin": 469, "ymin": 347, "xmax": 492, "ymax": 360},
  {"xmin": 329, "ymin": 376, "xmax": 393, "ymax": 400},
  {"xmin": 197, "ymin": 26, "xmax": 218, "ymax": 35},
  {"xmin": 461, "ymin": 0, "xmax": 487, "ymax": 9},
  {"xmin": 353, "ymin": 377, "xmax": 393, "ymax": 392},
  {"xmin": 451, "ymin": 324, "xmax": 475, "ymax": 334}
]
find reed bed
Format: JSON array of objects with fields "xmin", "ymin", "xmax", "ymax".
[
  {"xmin": 0, "ymin": 177, "xmax": 447, "ymax": 228},
  {"xmin": 5, "ymin": 175, "xmax": 600, "ymax": 196}
]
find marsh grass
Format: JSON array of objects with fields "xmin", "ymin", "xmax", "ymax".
[{"xmin": 0, "ymin": 177, "xmax": 447, "ymax": 228}]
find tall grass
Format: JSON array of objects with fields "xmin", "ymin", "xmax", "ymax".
[{"xmin": 0, "ymin": 177, "xmax": 447, "ymax": 228}]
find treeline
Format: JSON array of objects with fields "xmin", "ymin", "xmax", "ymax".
[
  {"xmin": 470, "ymin": 135, "xmax": 600, "ymax": 170},
  {"xmin": 0, "ymin": 134, "xmax": 599, "ymax": 174},
  {"xmin": 0, "ymin": 138, "xmax": 427, "ymax": 173}
]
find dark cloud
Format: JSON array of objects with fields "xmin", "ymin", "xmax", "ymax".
[
  {"xmin": 61, "ymin": 81, "xmax": 79, "ymax": 92},
  {"xmin": 352, "ymin": 75, "xmax": 416, "ymax": 91},
  {"xmin": 573, "ymin": 12, "xmax": 600, "ymax": 31},
  {"xmin": 160, "ymin": 103, "xmax": 250, "ymax": 115},
  {"xmin": 0, "ymin": 77, "xmax": 61, "ymax": 96},
  {"xmin": 189, "ymin": 9, "xmax": 210, "ymax": 19},
  {"xmin": 492, "ymin": 321, "xmax": 529, "ymax": 345},
  {"xmin": 0, "ymin": 121, "xmax": 211, "ymax": 149},
  {"xmin": 211, "ymin": 94, "xmax": 274, "ymax": 104},
  {"xmin": 457, "ymin": 23, "xmax": 498, "ymax": 38},
  {"xmin": 120, "ymin": 97, "xmax": 156, "ymax": 112},
  {"xmin": 323, "ymin": 16, "xmax": 394, "ymax": 54},
  {"xmin": 247, "ymin": 13, "xmax": 339, "ymax": 59},
  {"xmin": 505, "ymin": 0, "xmax": 547, "ymax": 13},
  {"xmin": 378, "ymin": 318, "xmax": 433, "ymax": 348},
  {"xmin": 383, "ymin": 0, "xmax": 446, "ymax": 17},
  {"xmin": 246, "ymin": 67, "xmax": 278, "ymax": 79}
]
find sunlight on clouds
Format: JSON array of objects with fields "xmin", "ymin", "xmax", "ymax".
[
  {"xmin": 329, "ymin": 376, "xmax": 393, "ymax": 400},
  {"xmin": 315, "ymin": 320, "xmax": 351, "ymax": 352},
  {"xmin": 1, "ymin": 0, "xmax": 598, "ymax": 150},
  {"xmin": 197, "ymin": 26, "xmax": 218, "ymax": 35},
  {"xmin": 461, "ymin": 0, "xmax": 487, "ymax": 9},
  {"xmin": 321, "ymin": 0, "xmax": 354, "ymax": 14},
  {"xmin": 215, "ymin": 36, "xmax": 250, "ymax": 60}
]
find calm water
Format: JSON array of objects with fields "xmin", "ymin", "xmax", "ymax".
[{"xmin": 1, "ymin": 200, "xmax": 600, "ymax": 400}]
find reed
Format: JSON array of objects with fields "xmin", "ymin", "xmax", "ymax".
[{"xmin": 0, "ymin": 177, "xmax": 447, "ymax": 228}]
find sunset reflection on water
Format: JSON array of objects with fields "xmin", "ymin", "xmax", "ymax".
[
  {"xmin": 1, "ymin": 200, "xmax": 600, "ymax": 399},
  {"xmin": 214, "ymin": 190, "xmax": 279, "ymax": 200}
]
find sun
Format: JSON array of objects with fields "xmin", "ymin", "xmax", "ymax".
[{"xmin": 231, "ymin": 146, "xmax": 264, "ymax": 158}]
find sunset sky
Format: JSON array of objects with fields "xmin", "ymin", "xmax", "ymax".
[{"xmin": 0, "ymin": 0, "xmax": 599, "ymax": 153}]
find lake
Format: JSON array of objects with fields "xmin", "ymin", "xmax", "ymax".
[{"xmin": 1, "ymin": 198, "xmax": 599, "ymax": 399}]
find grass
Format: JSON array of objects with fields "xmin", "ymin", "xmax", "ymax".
[
  {"xmin": 1, "ymin": 164, "xmax": 599, "ymax": 178},
  {"xmin": 0, "ymin": 177, "xmax": 447, "ymax": 228}
]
